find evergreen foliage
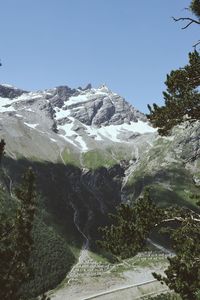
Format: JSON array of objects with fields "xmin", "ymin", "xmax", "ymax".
[
  {"xmin": 21, "ymin": 217, "xmax": 75, "ymax": 299},
  {"xmin": 147, "ymin": 292, "xmax": 181, "ymax": 299},
  {"xmin": 152, "ymin": 189, "xmax": 200, "ymax": 300},
  {"xmin": 97, "ymin": 189, "xmax": 163, "ymax": 259},
  {"xmin": 147, "ymin": 51, "xmax": 200, "ymax": 135},
  {"xmin": 148, "ymin": 0, "xmax": 200, "ymax": 136},
  {"xmin": 153, "ymin": 216, "xmax": 200, "ymax": 300},
  {"xmin": 190, "ymin": 0, "xmax": 200, "ymax": 19},
  {"xmin": 0, "ymin": 167, "xmax": 36, "ymax": 300}
]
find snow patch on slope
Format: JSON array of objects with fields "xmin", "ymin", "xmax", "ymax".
[
  {"xmin": 67, "ymin": 94, "xmax": 88, "ymax": 106},
  {"xmin": 24, "ymin": 122, "xmax": 39, "ymax": 129},
  {"xmin": 57, "ymin": 116, "xmax": 154, "ymax": 152},
  {"xmin": 86, "ymin": 121, "xmax": 155, "ymax": 142},
  {"xmin": 75, "ymin": 136, "xmax": 88, "ymax": 151},
  {"xmin": 57, "ymin": 118, "xmax": 86, "ymax": 150},
  {"xmin": 54, "ymin": 107, "xmax": 71, "ymax": 120},
  {"xmin": 58, "ymin": 119, "xmax": 75, "ymax": 137},
  {"xmin": 0, "ymin": 97, "xmax": 16, "ymax": 112}
]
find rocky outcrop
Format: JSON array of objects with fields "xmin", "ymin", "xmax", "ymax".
[
  {"xmin": 0, "ymin": 84, "xmax": 27, "ymax": 99},
  {"xmin": 64, "ymin": 88, "xmax": 147, "ymax": 126},
  {"xmin": 48, "ymin": 86, "xmax": 76, "ymax": 108}
]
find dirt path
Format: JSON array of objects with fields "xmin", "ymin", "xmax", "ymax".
[{"xmin": 49, "ymin": 250, "xmax": 169, "ymax": 300}]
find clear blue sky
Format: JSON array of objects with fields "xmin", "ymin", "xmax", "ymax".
[{"xmin": 0, "ymin": 0, "xmax": 199, "ymax": 112}]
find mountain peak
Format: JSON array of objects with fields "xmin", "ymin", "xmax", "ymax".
[
  {"xmin": 97, "ymin": 84, "xmax": 111, "ymax": 93},
  {"xmin": 0, "ymin": 83, "xmax": 28, "ymax": 99},
  {"xmin": 0, "ymin": 83, "xmax": 155, "ymax": 155}
]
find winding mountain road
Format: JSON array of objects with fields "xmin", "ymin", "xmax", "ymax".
[{"xmin": 81, "ymin": 279, "xmax": 168, "ymax": 300}]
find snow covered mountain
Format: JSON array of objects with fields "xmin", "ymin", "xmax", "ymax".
[{"xmin": 0, "ymin": 83, "xmax": 156, "ymax": 164}]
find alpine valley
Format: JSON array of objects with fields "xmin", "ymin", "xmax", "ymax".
[{"xmin": 0, "ymin": 83, "xmax": 199, "ymax": 299}]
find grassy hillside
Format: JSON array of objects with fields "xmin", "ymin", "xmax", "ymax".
[
  {"xmin": 126, "ymin": 166, "xmax": 200, "ymax": 210},
  {"xmin": 81, "ymin": 145, "xmax": 134, "ymax": 169},
  {"xmin": 82, "ymin": 149, "xmax": 116, "ymax": 169}
]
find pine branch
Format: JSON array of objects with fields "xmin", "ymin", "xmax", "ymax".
[
  {"xmin": 172, "ymin": 16, "xmax": 200, "ymax": 29},
  {"xmin": 193, "ymin": 40, "xmax": 200, "ymax": 48},
  {"xmin": 155, "ymin": 216, "xmax": 200, "ymax": 226}
]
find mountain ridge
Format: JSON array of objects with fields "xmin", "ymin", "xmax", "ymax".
[{"xmin": 0, "ymin": 83, "xmax": 155, "ymax": 163}]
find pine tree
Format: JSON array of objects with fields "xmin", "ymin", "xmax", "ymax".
[
  {"xmin": 148, "ymin": 0, "xmax": 200, "ymax": 135},
  {"xmin": 153, "ymin": 216, "xmax": 200, "ymax": 300},
  {"xmin": 0, "ymin": 167, "xmax": 36, "ymax": 300},
  {"xmin": 147, "ymin": 51, "xmax": 200, "ymax": 135},
  {"xmin": 97, "ymin": 189, "xmax": 163, "ymax": 259}
]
